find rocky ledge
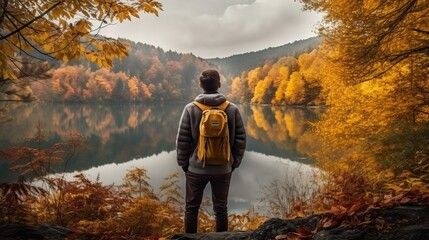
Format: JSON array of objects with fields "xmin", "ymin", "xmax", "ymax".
[
  {"xmin": 170, "ymin": 205, "xmax": 429, "ymax": 240},
  {"xmin": 1, "ymin": 205, "xmax": 428, "ymax": 240}
]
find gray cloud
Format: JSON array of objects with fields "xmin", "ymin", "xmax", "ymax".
[{"xmin": 101, "ymin": 0, "xmax": 322, "ymax": 58}]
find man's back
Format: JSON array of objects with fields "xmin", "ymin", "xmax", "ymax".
[
  {"xmin": 176, "ymin": 92, "xmax": 246, "ymax": 175},
  {"xmin": 176, "ymin": 69, "xmax": 246, "ymax": 233}
]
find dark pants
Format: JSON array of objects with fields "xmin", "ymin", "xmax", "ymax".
[{"xmin": 184, "ymin": 171, "xmax": 232, "ymax": 233}]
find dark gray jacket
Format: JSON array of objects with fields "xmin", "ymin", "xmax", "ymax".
[{"xmin": 176, "ymin": 92, "xmax": 247, "ymax": 174}]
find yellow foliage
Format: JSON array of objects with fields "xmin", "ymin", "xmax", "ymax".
[
  {"xmin": 284, "ymin": 111, "xmax": 304, "ymax": 140},
  {"xmin": 120, "ymin": 198, "xmax": 163, "ymax": 235},
  {"xmin": 272, "ymin": 66, "xmax": 290, "ymax": 104},
  {"xmin": 298, "ymin": 0, "xmax": 429, "ymax": 196},
  {"xmin": 229, "ymin": 209, "xmax": 268, "ymax": 231},
  {"xmin": 232, "ymin": 51, "xmax": 323, "ymax": 105},
  {"xmin": 1, "ymin": 0, "xmax": 163, "ymax": 79},
  {"xmin": 251, "ymin": 77, "xmax": 271, "ymax": 103},
  {"xmin": 285, "ymin": 72, "xmax": 305, "ymax": 104},
  {"xmin": 247, "ymin": 67, "xmax": 262, "ymax": 93}
]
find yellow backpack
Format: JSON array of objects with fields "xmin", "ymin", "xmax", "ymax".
[{"xmin": 194, "ymin": 101, "xmax": 231, "ymax": 166}]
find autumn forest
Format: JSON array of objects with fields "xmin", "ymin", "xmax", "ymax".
[{"xmin": 1, "ymin": 0, "xmax": 429, "ymax": 239}]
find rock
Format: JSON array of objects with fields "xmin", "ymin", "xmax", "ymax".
[
  {"xmin": 33, "ymin": 224, "xmax": 71, "ymax": 240},
  {"xmin": 249, "ymin": 215, "xmax": 321, "ymax": 240},
  {"xmin": 0, "ymin": 223, "xmax": 71, "ymax": 240},
  {"xmin": 381, "ymin": 224, "xmax": 429, "ymax": 240},
  {"xmin": 380, "ymin": 206, "xmax": 429, "ymax": 224},
  {"xmin": 169, "ymin": 215, "xmax": 322, "ymax": 240},
  {"xmin": 314, "ymin": 228, "xmax": 370, "ymax": 240},
  {"xmin": 314, "ymin": 224, "xmax": 429, "ymax": 240},
  {"xmin": 289, "ymin": 214, "xmax": 321, "ymax": 229},
  {"xmin": 169, "ymin": 205, "xmax": 429, "ymax": 240},
  {"xmin": 249, "ymin": 218, "xmax": 296, "ymax": 240},
  {"xmin": 169, "ymin": 231, "xmax": 251, "ymax": 240},
  {"xmin": 0, "ymin": 223, "xmax": 44, "ymax": 240},
  {"xmin": 1, "ymin": 205, "xmax": 427, "ymax": 240}
]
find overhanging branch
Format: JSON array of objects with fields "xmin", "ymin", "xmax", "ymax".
[{"xmin": 0, "ymin": 1, "xmax": 62, "ymax": 40}]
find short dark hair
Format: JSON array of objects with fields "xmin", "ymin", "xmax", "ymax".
[{"xmin": 199, "ymin": 69, "xmax": 220, "ymax": 92}]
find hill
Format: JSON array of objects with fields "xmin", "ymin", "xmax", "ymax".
[{"xmin": 207, "ymin": 36, "xmax": 322, "ymax": 77}]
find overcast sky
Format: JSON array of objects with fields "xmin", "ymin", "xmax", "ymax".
[{"xmin": 100, "ymin": 0, "xmax": 322, "ymax": 59}]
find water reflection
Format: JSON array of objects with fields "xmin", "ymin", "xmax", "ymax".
[
  {"xmin": 0, "ymin": 102, "xmax": 322, "ymax": 183},
  {"xmin": 50, "ymin": 150, "xmax": 319, "ymax": 215},
  {"xmin": 0, "ymin": 102, "xmax": 182, "ymax": 181},
  {"xmin": 244, "ymin": 105, "xmax": 322, "ymax": 163}
]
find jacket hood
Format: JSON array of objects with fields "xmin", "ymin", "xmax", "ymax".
[{"xmin": 194, "ymin": 92, "xmax": 227, "ymax": 106}]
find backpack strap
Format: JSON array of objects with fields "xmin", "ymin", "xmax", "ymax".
[{"xmin": 194, "ymin": 101, "xmax": 230, "ymax": 111}]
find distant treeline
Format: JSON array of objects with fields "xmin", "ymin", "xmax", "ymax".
[
  {"xmin": 25, "ymin": 37, "xmax": 322, "ymax": 102},
  {"xmin": 208, "ymin": 37, "xmax": 322, "ymax": 77},
  {"xmin": 31, "ymin": 40, "xmax": 214, "ymax": 102}
]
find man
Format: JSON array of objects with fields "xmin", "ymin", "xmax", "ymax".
[{"xmin": 176, "ymin": 69, "xmax": 247, "ymax": 233}]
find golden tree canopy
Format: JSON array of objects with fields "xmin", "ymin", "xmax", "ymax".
[
  {"xmin": 300, "ymin": 0, "xmax": 428, "ymax": 84},
  {"xmin": 0, "ymin": 0, "xmax": 163, "ymax": 80}
]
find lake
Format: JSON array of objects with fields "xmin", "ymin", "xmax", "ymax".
[{"xmin": 0, "ymin": 101, "xmax": 323, "ymax": 215}]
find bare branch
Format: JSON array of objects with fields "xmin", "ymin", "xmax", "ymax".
[
  {"xmin": 412, "ymin": 28, "xmax": 429, "ymax": 35},
  {"xmin": 0, "ymin": 1, "xmax": 62, "ymax": 40},
  {"xmin": 0, "ymin": 0, "xmax": 8, "ymax": 26}
]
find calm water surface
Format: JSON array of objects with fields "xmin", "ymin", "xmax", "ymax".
[{"xmin": 0, "ymin": 101, "xmax": 322, "ymax": 214}]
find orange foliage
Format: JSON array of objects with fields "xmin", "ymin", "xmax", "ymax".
[
  {"xmin": 286, "ymin": 171, "xmax": 429, "ymax": 238},
  {"xmin": 50, "ymin": 65, "xmax": 90, "ymax": 101},
  {"xmin": 140, "ymin": 82, "xmax": 152, "ymax": 99},
  {"xmin": 128, "ymin": 77, "xmax": 140, "ymax": 100}
]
